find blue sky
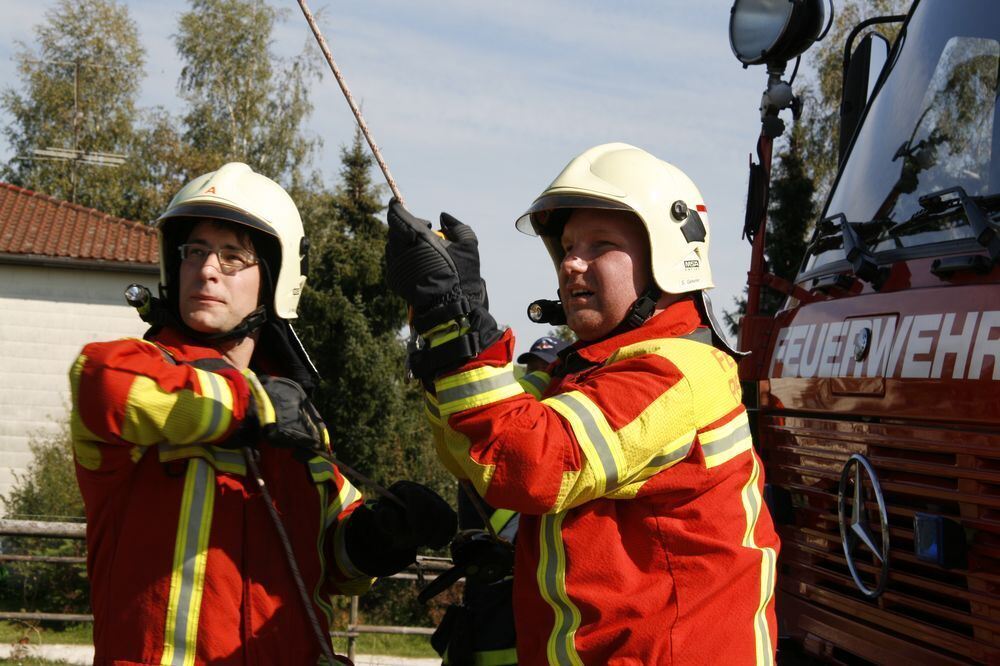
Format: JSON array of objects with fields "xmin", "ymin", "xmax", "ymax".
[{"xmin": 1, "ymin": 1, "xmax": 784, "ymax": 354}]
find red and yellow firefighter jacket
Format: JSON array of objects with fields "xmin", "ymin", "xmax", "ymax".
[
  {"xmin": 426, "ymin": 298, "xmax": 779, "ymax": 665},
  {"xmin": 69, "ymin": 328, "xmax": 372, "ymax": 666}
]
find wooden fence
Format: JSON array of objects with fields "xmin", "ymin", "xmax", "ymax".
[{"xmin": 0, "ymin": 519, "xmax": 451, "ymax": 663}]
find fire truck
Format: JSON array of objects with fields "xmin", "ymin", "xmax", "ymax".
[{"xmin": 730, "ymin": 0, "xmax": 1000, "ymax": 663}]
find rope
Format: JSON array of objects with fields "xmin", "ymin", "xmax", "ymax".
[
  {"xmin": 296, "ymin": 0, "xmax": 404, "ymax": 205},
  {"xmin": 460, "ymin": 479, "xmax": 502, "ymax": 542},
  {"xmin": 243, "ymin": 447, "xmax": 349, "ymax": 666}
]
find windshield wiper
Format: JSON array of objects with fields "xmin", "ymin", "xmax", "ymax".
[
  {"xmin": 888, "ymin": 186, "xmax": 1000, "ymax": 262},
  {"xmin": 810, "ymin": 214, "xmax": 888, "ymax": 289}
]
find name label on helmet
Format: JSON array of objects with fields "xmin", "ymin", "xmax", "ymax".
[{"xmin": 203, "ymin": 187, "xmax": 216, "ymax": 194}]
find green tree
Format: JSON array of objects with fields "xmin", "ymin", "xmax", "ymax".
[
  {"xmin": 0, "ymin": 0, "xmax": 157, "ymax": 220},
  {"xmin": 173, "ymin": 0, "xmax": 319, "ymax": 184}
]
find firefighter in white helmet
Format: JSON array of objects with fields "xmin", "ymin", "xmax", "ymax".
[
  {"xmin": 71, "ymin": 162, "xmax": 456, "ymax": 665},
  {"xmin": 385, "ymin": 143, "xmax": 779, "ymax": 665}
]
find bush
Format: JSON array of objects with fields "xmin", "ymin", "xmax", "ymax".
[{"xmin": 0, "ymin": 425, "xmax": 88, "ymax": 617}]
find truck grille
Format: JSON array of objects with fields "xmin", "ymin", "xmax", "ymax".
[{"xmin": 764, "ymin": 414, "xmax": 1000, "ymax": 663}]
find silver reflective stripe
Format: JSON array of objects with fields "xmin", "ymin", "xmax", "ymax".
[
  {"xmin": 702, "ymin": 422, "xmax": 752, "ymax": 460},
  {"xmin": 201, "ymin": 371, "xmax": 224, "ymax": 440},
  {"xmin": 745, "ymin": 461, "xmax": 776, "ymax": 665},
  {"xmin": 541, "ymin": 514, "xmax": 577, "ymax": 665},
  {"xmin": 168, "ymin": 460, "xmax": 213, "ymax": 665},
  {"xmin": 211, "ymin": 448, "xmax": 244, "ymax": 468},
  {"xmin": 520, "ymin": 372, "xmax": 549, "ymax": 396},
  {"xmin": 436, "ymin": 370, "xmax": 516, "ymax": 406},
  {"xmin": 424, "ymin": 395, "xmax": 440, "ymax": 418},
  {"xmin": 547, "ymin": 393, "xmax": 619, "ymax": 490},
  {"xmin": 309, "ymin": 459, "xmax": 334, "ymax": 477},
  {"xmin": 647, "ymin": 439, "xmax": 694, "ymax": 468}
]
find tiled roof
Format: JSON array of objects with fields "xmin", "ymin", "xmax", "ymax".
[{"xmin": 0, "ymin": 182, "xmax": 157, "ymax": 264}]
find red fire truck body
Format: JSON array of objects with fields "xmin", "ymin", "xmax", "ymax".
[{"xmin": 736, "ymin": 1, "xmax": 1000, "ymax": 663}]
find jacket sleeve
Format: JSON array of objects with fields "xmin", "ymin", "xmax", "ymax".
[
  {"xmin": 432, "ymin": 330, "xmax": 752, "ymax": 515},
  {"xmin": 69, "ymin": 338, "xmax": 252, "ymax": 469},
  {"xmin": 311, "ymin": 460, "xmax": 375, "ymax": 596}
]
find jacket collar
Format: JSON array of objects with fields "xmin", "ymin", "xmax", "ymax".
[
  {"xmin": 150, "ymin": 326, "xmax": 230, "ymax": 364},
  {"xmin": 563, "ymin": 296, "xmax": 704, "ymax": 366}
]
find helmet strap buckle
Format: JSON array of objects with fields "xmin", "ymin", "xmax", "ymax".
[{"xmin": 625, "ymin": 286, "xmax": 662, "ymax": 329}]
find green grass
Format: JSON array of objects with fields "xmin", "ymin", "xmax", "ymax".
[
  {"xmin": 0, "ymin": 622, "xmax": 436, "ymax": 659},
  {"xmin": 0, "ymin": 623, "xmax": 91, "ymax": 646},
  {"xmin": 333, "ymin": 632, "xmax": 437, "ymax": 658}
]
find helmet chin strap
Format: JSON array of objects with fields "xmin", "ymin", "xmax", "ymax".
[
  {"xmin": 186, "ymin": 305, "xmax": 268, "ymax": 343},
  {"xmin": 624, "ymin": 285, "xmax": 662, "ymax": 329},
  {"xmin": 138, "ymin": 284, "xmax": 269, "ymax": 344}
]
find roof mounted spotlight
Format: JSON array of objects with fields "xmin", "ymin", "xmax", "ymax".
[
  {"xmin": 730, "ymin": 0, "xmax": 829, "ymax": 139},
  {"xmin": 729, "ymin": 0, "xmax": 828, "ymax": 68}
]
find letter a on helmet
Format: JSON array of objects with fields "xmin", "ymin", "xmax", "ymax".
[
  {"xmin": 156, "ymin": 162, "xmax": 308, "ymax": 320},
  {"xmin": 515, "ymin": 142, "xmax": 713, "ymax": 295}
]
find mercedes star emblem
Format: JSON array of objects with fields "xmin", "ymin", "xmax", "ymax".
[{"xmin": 837, "ymin": 453, "xmax": 890, "ymax": 599}]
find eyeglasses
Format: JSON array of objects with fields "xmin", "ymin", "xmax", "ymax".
[{"xmin": 178, "ymin": 243, "xmax": 258, "ymax": 275}]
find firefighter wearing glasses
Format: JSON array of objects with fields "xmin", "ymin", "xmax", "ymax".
[
  {"xmin": 71, "ymin": 163, "xmax": 456, "ymax": 665},
  {"xmin": 385, "ymin": 144, "xmax": 779, "ymax": 665}
]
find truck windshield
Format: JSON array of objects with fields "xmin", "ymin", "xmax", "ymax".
[{"xmin": 805, "ymin": 0, "xmax": 1000, "ymax": 272}]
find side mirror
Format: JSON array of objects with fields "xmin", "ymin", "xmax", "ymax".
[
  {"xmin": 838, "ymin": 32, "xmax": 890, "ymax": 163},
  {"xmin": 730, "ymin": 0, "xmax": 826, "ymax": 67}
]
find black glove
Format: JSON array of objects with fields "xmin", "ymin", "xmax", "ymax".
[
  {"xmin": 439, "ymin": 212, "xmax": 489, "ymax": 310},
  {"xmin": 385, "ymin": 200, "xmax": 465, "ymax": 333},
  {"xmin": 246, "ymin": 375, "xmax": 329, "ymax": 454},
  {"xmin": 344, "ymin": 481, "xmax": 458, "ymax": 577},
  {"xmin": 384, "ymin": 200, "xmax": 502, "ymax": 380}
]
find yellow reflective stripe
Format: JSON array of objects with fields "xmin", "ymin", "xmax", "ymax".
[
  {"xmin": 473, "ymin": 646, "xmax": 518, "ymax": 665},
  {"xmin": 741, "ymin": 454, "xmax": 777, "ymax": 666},
  {"xmin": 489, "ymin": 508, "xmax": 517, "ymax": 534},
  {"xmin": 537, "ymin": 512, "xmax": 582, "ymax": 666},
  {"xmin": 424, "ymin": 392, "xmax": 442, "ymax": 427},
  {"xmin": 544, "ymin": 391, "xmax": 623, "ymax": 496},
  {"xmin": 435, "ymin": 363, "xmax": 523, "ymax": 415},
  {"xmin": 122, "ymin": 372, "xmax": 234, "ymax": 446},
  {"xmin": 161, "ymin": 459, "xmax": 215, "ymax": 666},
  {"xmin": 325, "ymin": 478, "xmax": 362, "ymax": 530},
  {"xmin": 157, "ymin": 444, "xmax": 247, "ymax": 475},
  {"xmin": 242, "ymin": 370, "xmax": 276, "ymax": 425},
  {"xmin": 191, "ymin": 368, "xmax": 233, "ymax": 441},
  {"xmin": 701, "ymin": 411, "xmax": 753, "ymax": 468},
  {"xmin": 644, "ymin": 431, "xmax": 695, "ymax": 472},
  {"xmin": 69, "ymin": 354, "xmax": 105, "ymax": 471},
  {"xmin": 518, "ymin": 370, "xmax": 551, "ymax": 399},
  {"xmin": 307, "ymin": 457, "xmax": 337, "ymax": 483},
  {"xmin": 312, "ymin": 482, "xmax": 335, "ymax": 628},
  {"xmin": 429, "ymin": 321, "xmax": 470, "ymax": 348}
]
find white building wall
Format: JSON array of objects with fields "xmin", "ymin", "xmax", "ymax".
[{"xmin": 0, "ymin": 263, "xmax": 156, "ymax": 507}]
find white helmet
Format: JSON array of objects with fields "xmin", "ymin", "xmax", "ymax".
[
  {"xmin": 156, "ymin": 162, "xmax": 307, "ymax": 319},
  {"xmin": 515, "ymin": 142, "xmax": 713, "ymax": 295}
]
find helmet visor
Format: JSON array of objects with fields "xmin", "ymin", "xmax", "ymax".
[
  {"xmin": 156, "ymin": 202, "xmax": 279, "ymax": 239},
  {"xmin": 514, "ymin": 193, "xmax": 631, "ymax": 237}
]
